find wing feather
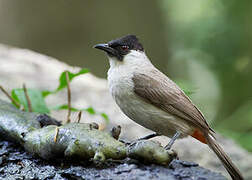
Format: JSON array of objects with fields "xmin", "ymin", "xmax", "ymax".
[{"xmin": 132, "ymin": 70, "xmax": 212, "ymax": 133}]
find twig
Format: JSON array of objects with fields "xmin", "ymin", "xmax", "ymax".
[
  {"xmin": 99, "ymin": 123, "xmax": 106, "ymax": 131},
  {"xmin": 23, "ymin": 84, "xmax": 33, "ymax": 112},
  {"xmin": 54, "ymin": 127, "xmax": 59, "ymax": 143},
  {"xmin": 19, "ymin": 105, "xmax": 25, "ymax": 111},
  {"xmin": 77, "ymin": 111, "xmax": 82, "ymax": 123},
  {"xmin": 66, "ymin": 71, "xmax": 71, "ymax": 123},
  {"xmin": 0, "ymin": 85, "xmax": 20, "ymax": 108},
  {"xmin": 110, "ymin": 125, "xmax": 121, "ymax": 140}
]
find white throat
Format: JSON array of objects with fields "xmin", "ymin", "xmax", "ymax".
[{"xmin": 108, "ymin": 50, "xmax": 151, "ymax": 70}]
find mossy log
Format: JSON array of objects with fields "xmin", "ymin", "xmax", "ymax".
[{"xmin": 0, "ymin": 99, "xmax": 174, "ymax": 165}]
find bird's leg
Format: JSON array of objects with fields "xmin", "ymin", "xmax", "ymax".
[
  {"xmin": 120, "ymin": 133, "xmax": 161, "ymax": 145},
  {"xmin": 137, "ymin": 132, "xmax": 161, "ymax": 141},
  {"xmin": 165, "ymin": 132, "xmax": 181, "ymax": 150}
]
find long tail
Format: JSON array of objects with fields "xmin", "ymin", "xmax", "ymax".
[{"xmin": 205, "ymin": 134, "xmax": 244, "ymax": 180}]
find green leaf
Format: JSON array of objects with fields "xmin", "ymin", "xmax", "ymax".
[
  {"xmin": 11, "ymin": 89, "xmax": 50, "ymax": 113},
  {"xmin": 101, "ymin": 113, "xmax": 109, "ymax": 124},
  {"xmin": 57, "ymin": 68, "xmax": 89, "ymax": 91},
  {"xmin": 42, "ymin": 90, "xmax": 51, "ymax": 97},
  {"xmin": 50, "ymin": 104, "xmax": 109, "ymax": 122},
  {"xmin": 51, "ymin": 104, "xmax": 79, "ymax": 112},
  {"xmin": 85, "ymin": 107, "xmax": 96, "ymax": 115},
  {"xmin": 42, "ymin": 68, "xmax": 89, "ymax": 97}
]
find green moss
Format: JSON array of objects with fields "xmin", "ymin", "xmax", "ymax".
[
  {"xmin": 0, "ymin": 99, "xmax": 41, "ymax": 144},
  {"xmin": 24, "ymin": 123, "xmax": 127, "ymax": 161},
  {"xmin": 0, "ymin": 100, "xmax": 175, "ymax": 165},
  {"xmin": 127, "ymin": 140, "xmax": 176, "ymax": 165}
]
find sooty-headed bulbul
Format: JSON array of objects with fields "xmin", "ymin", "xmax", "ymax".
[{"xmin": 94, "ymin": 35, "xmax": 243, "ymax": 180}]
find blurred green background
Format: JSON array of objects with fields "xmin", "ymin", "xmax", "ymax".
[{"xmin": 0, "ymin": 0, "xmax": 251, "ymax": 151}]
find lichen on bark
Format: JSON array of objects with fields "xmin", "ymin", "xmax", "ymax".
[{"xmin": 0, "ymin": 99, "xmax": 174, "ymax": 165}]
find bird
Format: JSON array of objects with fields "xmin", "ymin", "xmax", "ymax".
[{"xmin": 94, "ymin": 35, "xmax": 243, "ymax": 180}]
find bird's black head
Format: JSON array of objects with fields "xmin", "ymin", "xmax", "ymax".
[{"xmin": 94, "ymin": 35, "xmax": 144, "ymax": 61}]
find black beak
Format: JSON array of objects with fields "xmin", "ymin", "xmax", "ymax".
[
  {"xmin": 93, "ymin": 43, "xmax": 123, "ymax": 61},
  {"xmin": 93, "ymin": 43, "xmax": 114, "ymax": 54}
]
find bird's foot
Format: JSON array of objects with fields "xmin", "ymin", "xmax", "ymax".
[
  {"xmin": 166, "ymin": 149, "xmax": 178, "ymax": 160},
  {"xmin": 120, "ymin": 132, "xmax": 161, "ymax": 145},
  {"xmin": 165, "ymin": 132, "xmax": 181, "ymax": 150},
  {"xmin": 136, "ymin": 132, "xmax": 161, "ymax": 141}
]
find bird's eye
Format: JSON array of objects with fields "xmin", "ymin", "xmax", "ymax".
[{"xmin": 121, "ymin": 45, "xmax": 129, "ymax": 51}]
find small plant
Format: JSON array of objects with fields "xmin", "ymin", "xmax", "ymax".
[{"xmin": 2, "ymin": 68, "xmax": 109, "ymax": 123}]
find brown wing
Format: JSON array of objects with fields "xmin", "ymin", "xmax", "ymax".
[{"xmin": 132, "ymin": 69, "xmax": 212, "ymax": 133}]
